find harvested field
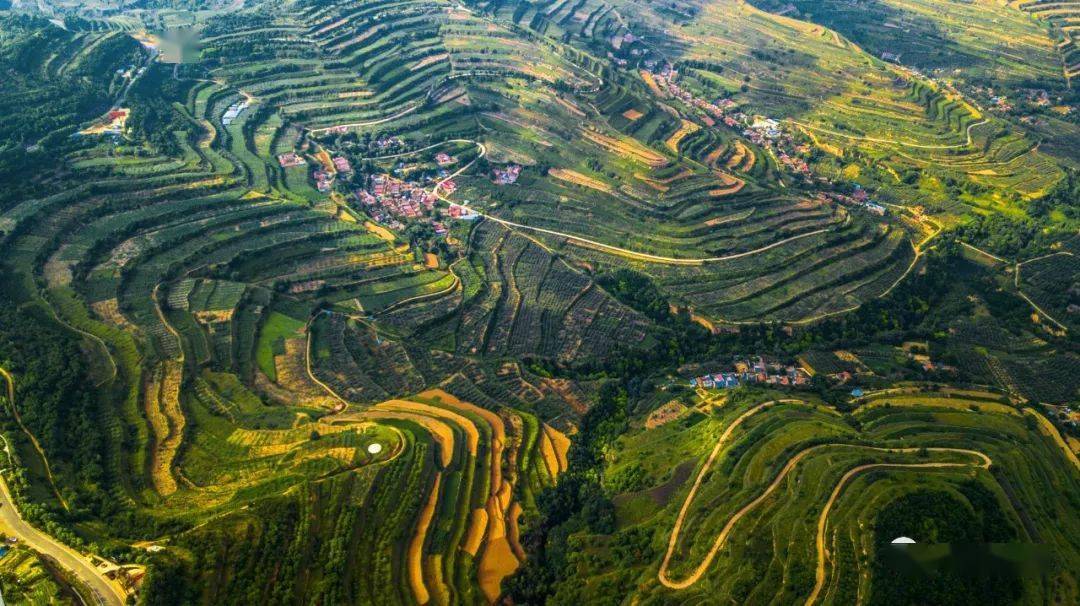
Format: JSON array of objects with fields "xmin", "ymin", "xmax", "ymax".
[
  {"xmin": 462, "ymin": 508, "xmax": 488, "ymax": 556},
  {"xmin": 725, "ymin": 141, "xmax": 754, "ymax": 172},
  {"xmin": 549, "ymin": 168, "xmax": 613, "ymax": 192},
  {"xmin": 635, "ymin": 169, "xmax": 692, "ymax": 192},
  {"xmin": 665, "ymin": 120, "xmax": 700, "ymax": 153},
  {"xmin": 582, "ymin": 129, "xmax": 668, "ymax": 167},
  {"xmin": 640, "ymin": 70, "xmax": 665, "ymax": 97},
  {"xmin": 146, "ymin": 360, "xmax": 185, "ymax": 496},
  {"xmin": 411, "ymin": 53, "xmax": 448, "ymax": 71},
  {"xmin": 379, "ymin": 399, "xmax": 480, "ymax": 456},
  {"xmin": 365, "ymin": 221, "xmax": 397, "ymax": 242},
  {"xmin": 361, "ymin": 410, "xmax": 457, "ymax": 467},
  {"xmin": 478, "ymin": 481, "xmax": 520, "ymax": 604},
  {"xmin": 708, "ymin": 171, "xmax": 745, "ymax": 196},
  {"xmin": 646, "ymin": 400, "xmax": 689, "ymax": 429},
  {"xmin": 408, "ymin": 472, "xmax": 441, "ymax": 605},
  {"xmin": 704, "ymin": 208, "xmax": 755, "ymax": 227},
  {"xmin": 704, "ymin": 145, "xmax": 727, "ymax": 166},
  {"xmin": 543, "ymin": 424, "xmax": 570, "ymax": 474},
  {"xmin": 538, "ymin": 426, "xmax": 560, "ymax": 478}
]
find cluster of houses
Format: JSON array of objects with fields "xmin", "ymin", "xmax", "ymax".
[
  {"xmin": 1046, "ymin": 403, "xmax": 1079, "ymax": 431},
  {"xmin": 688, "ymin": 357, "xmax": 810, "ymax": 390},
  {"xmin": 1024, "ymin": 89, "xmax": 1054, "ymax": 107},
  {"xmin": 435, "ymin": 152, "xmax": 457, "ymax": 167},
  {"xmin": 743, "ymin": 117, "xmax": 813, "ymax": 176},
  {"xmin": 967, "ymin": 85, "xmax": 1073, "ymax": 120},
  {"xmin": 493, "ymin": 164, "xmax": 522, "ymax": 184},
  {"xmin": 375, "ymin": 135, "xmax": 404, "ymax": 150},
  {"xmin": 743, "ymin": 117, "xmax": 815, "ymax": 178},
  {"xmin": 608, "ymin": 32, "xmax": 646, "ymax": 65},
  {"xmin": 819, "ymin": 188, "xmax": 887, "ymax": 216},
  {"xmin": 115, "ymin": 63, "xmax": 146, "ymax": 81},
  {"xmin": 748, "ymin": 116, "xmax": 783, "ymax": 140},
  {"xmin": 610, "ymin": 31, "xmax": 638, "ymax": 51},
  {"xmin": 989, "ymin": 95, "xmax": 1014, "ymax": 112},
  {"xmin": 313, "ymin": 157, "xmax": 351, "ymax": 192},
  {"xmin": 356, "ymin": 175, "xmax": 439, "ymax": 229},
  {"xmin": 776, "ymin": 148, "xmax": 812, "ymax": 175},
  {"xmin": 313, "ymin": 169, "xmax": 333, "ymax": 192},
  {"xmin": 275, "ymin": 152, "xmax": 352, "ymax": 192}
]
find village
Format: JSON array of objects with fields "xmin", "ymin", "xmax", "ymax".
[
  {"xmin": 356, "ymin": 174, "xmax": 446, "ymax": 233},
  {"xmin": 281, "ymin": 144, "xmax": 517, "ymax": 235},
  {"xmin": 682, "ymin": 342, "xmax": 966, "ymax": 395},
  {"xmin": 685, "ymin": 356, "xmax": 811, "ymax": 390}
]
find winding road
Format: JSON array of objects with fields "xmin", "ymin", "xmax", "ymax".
[
  {"xmin": 790, "ymin": 118, "xmax": 989, "ymax": 150},
  {"xmin": 656, "ymin": 399, "xmax": 992, "ymax": 603},
  {"xmin": 805, "ymin": 450, "xmax": 992, "ymax": 606},
  {"xmin": 307, "ymin": 104, "xmax": 420, "ymax": 136},
  {"xmin": 658, "ymin": 400, "xmax": 785, "ymax": 589}
]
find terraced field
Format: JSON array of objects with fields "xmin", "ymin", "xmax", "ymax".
[
  {"xmin": 90, "ymin": 0, "xmax": 1044, "ymax": 328},
  {"xmin": 1013, "ymin": 0, "xmax": 1080, "ymax": 83},
  {"xmin": 0, "ymin": 9, "xmax": 619, "ymax": 601},
  {"xmin": 421, "ymin": 0, "xmax": 1064, "ymax": 321},
  {"xmin": 495, "ymin": 0, "xmax": 1064, "ymax": 197},
  {"xmin": 576, "ymin": 389, "xmax": 1080, "ymax": 604},
  {"xmin": 0, "ymin": 1, "xmax": 1077, "ymax": 603},
  {"xmin": 1016, "ymin": 237, "xmax": 1080, "ymax": 333},
  {"xmin": 758, "ymin": 0, "xmax": 1066, "ymax": 86}
]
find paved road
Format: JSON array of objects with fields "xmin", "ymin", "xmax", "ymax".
[
  {"xmin": 0, "ymin": 371, "xmax": 125, "ymax": 606},
  {"xmin": 307, "ymin": 104, "xmax": 419, "ymax": 136},
  {"xmin": 0, "ymin": 476, "xmax": 124, "ymax": 606}
]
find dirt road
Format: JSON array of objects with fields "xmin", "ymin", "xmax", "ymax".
[
  {"xmin": 657, "ymin": 400, "xmax": 991, "ymax": 595},
  {"xmin": 805, "ymin": 449, "xmax": 991, "ymax": 605},
  {"xmin": 658, "ymin": 400, "xmax": 786, "ymax": 588}
]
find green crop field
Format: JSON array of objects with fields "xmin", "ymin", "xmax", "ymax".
[{"xmin": 0, "ymin": 0, "xmax": 1075, "ymax": 603}]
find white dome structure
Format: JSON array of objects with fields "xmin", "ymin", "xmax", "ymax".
[
  {"xmin": 367, "ymin": 443, "xmax": 383, "ymax": 455},
  {"xmin": 891, "ymin": 536, "xmax": 917, "ymax": 544}
]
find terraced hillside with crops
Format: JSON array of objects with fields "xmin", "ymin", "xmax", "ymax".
[
  {"xmin": 550, "ymin": 388, "xmax": 1080, "ymax": 604},
  {"xmin": 480, "ymin": 0, "xmax": 1068, "ymax": 196},
  {"xmin": 1013, "ymin": 0, "xmax": 1080, "ymax": 83},
  {"xmin": 0, "ymin": 6, "xmax": 616, "ymax": 602},
  {"xmin": 0, "ymin": 0, "xmax": 1077, "ymax": 604}
]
